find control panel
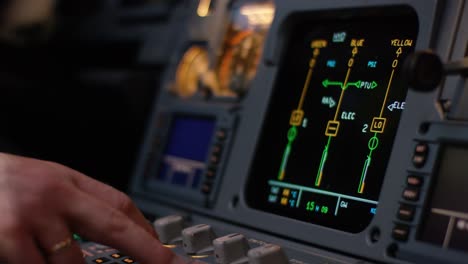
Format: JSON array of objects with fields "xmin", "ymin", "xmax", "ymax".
[
  {"xmin": 81, "ymin": 241, "xmax": 141, "ymax": 264},
  {"xmin": 119, "ymin": 0, "xmax": 468, "ymax": 263}
]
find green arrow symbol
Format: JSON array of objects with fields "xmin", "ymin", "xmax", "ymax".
[
  {"xmin": 371, "ymin": 81, "xmax": 378, "ymax": 89},
  {"xmin": 322, "ymin": 79, "xmax": 343, "ymax": 88},
  {"xmin": 322, "ymin": 79, "xmax": 329, "ymax": 88}
]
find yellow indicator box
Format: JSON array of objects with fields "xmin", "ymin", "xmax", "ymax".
[
  {"xmin": 290, "ymin": 110, "xmax": 304, "ymax": 126},
  {"xmin": 282, "ymin": 188, "xmax": 290, "ymax": 197},
  {"xmin": 325, "ymin": 121, "xmax": 340, "ymax": 137},
  {"xmin": 371, "ymin": 117, "xmax": 387, "ymax": 133}
]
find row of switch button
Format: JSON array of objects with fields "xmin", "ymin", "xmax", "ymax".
[
  {"xmin": 393, "ymin": 142, "xmax": 429, "ymax": 242},
  {"xmin": 153, "ymin": 215, "xmax": 289, "ymax": 264},
  {"xmin": 202, "ymin": 129, "xmax": 228, "ymax": 195},
  {"xmin": 93, "ymin": 256, "xmax": 134, "ymax": 263},
  {"xmin": 80, "ymin": 241, "xmax": 138, "ymax": 264}
]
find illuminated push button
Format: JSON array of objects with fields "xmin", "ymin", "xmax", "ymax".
[
  {"xmin": 247, "ymin": 244, "xmax": 289, "ymax": 264},
  {"xmin": 392, "ymin": 225, "xmax": 410, "ymax": 241},
  {"xmin": 412, "ymin": 155, "xmax": 426, "ymax": 168},
  {"xmin": 93, "ymin": 257, "xmax": 110, "ymax": 263},
  {"xmin": 402, "ymin": 187, "xmax": 420, "ymax": 201},
  {"xmin": 413, "ymin": 143, "xmax": 429, "ymax": 168},
  {"xmin": 414, "ymin": 143, "xmax": 428, "ymax": 153},
  {"xmin": 205, "ymin": 167, "xmax": 217, "ymax": 179},
  {"xmin": 153, "ymin": 215, "xmax": 184, "ymax": 245},
  {"xmin": 212, "ymin": 143, "xmax": 223, "ymax": 155},
  {"xmin": 210, "ymin": 155, "xmax": 220, "ymax": 165},
  {"xmin": 213, "ymin": 233, "xmax": 249, "ymax": 264},
  {"xmin": 182, "ymin": 224, "xmax": 216, "ymax": 255},
  {"xmin": 216, "ymin": 129, "xmax": 228, "ymax": 141},
  {"xmin": 397, "ymin": 204, "xmax": 416, "ymax": 221},
  {"xmin": 201, "ymin": 182, "xmax": 213, "ymax": 194},
  {"xmin": 407, "ymin": 175, "xmax": 423, "ymax": 187}
]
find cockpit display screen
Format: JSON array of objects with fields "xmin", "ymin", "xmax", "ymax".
[
  {"xmin": 246, "ymin": 7, "xmax": 418, "ymax": 232},
  {"xmin": 154, "ymin": 116, "xmax": 216, "ymax": 189}
]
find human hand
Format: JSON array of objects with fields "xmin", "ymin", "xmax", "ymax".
[{"xmin": 0, "ymin": 153, "xmax": 185, "ymax": 264}]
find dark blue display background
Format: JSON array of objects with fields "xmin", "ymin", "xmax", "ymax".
[{"xmin": 164, "ymin": 116, "xmax": 216, "ymax": 162}]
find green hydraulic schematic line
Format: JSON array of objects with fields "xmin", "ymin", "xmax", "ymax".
[
  {"xmin": 315, "ymin": 46, "xmax": 358, "ymax": 187},
  {"xmin": 358, "ymin": 132, "xmax": 379, "ymax": 193},
  {"xmin": 315, "ymin": 136, "xmax": 331, "ymax": 186},
  {"xmin": 357, "ymin": 47, "xmax": 405, "ymax": 193},
  {"xmin": 277, "ymin": 42, "xmax": 324, "ymax": 181},
  {"xmin": 278, "ymin": 126, "xmax": 298, "ymax": 180},
  {"xmin": 322, "ymin": 79, "xmax": 378, "ymax": 90}
]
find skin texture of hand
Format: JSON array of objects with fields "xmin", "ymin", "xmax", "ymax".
[{"xmin": 0, "ymin": 153, "xmax": 187, "ymax": 264}]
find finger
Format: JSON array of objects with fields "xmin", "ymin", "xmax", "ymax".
[
  {"xmin": 33, "ymin": 216, "xmax": 83, "ymax": 264},
  {"xmin": 62, "ymin": 189, "xmax": 177, "ymax": 264},
  {"xmin": 64, "ymin": 168, "xmax": 157, "ymax": 238},
  {"xmin": 0, "ymin": 233, "xmax": 46, "ymax": 264},
  {"xmin": 48, "ymin": 240, "xmax": 83, "ymax": 264},
  {"xmin": 0, "ymin": 201, "xmax": 46, "ymax": 264}
]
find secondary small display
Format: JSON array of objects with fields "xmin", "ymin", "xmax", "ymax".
[
  {"xmin": 419, "ymin": 145, "xmax": 468, "ymax": 252},
  {"xmin": 155, "ymin": 116, "xmax": 216, "ymax": 189},
  {"xmin": 246, "ymin": 7, "xmax": 418, "ymax": 232}
]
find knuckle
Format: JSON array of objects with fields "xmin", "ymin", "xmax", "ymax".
[
  {"xmin": 114, "ymin": 191, "xmax": 135, "ymax": 215},
  {"xmin": 28, "ymin": 186, "xmax": 52, "ymax": 206},
  {"xmin": 105, "ymin": 209, "xmax": 130, "ymax": 235},
  {"xmin": 21, "ymin": 180, "xmax": 70, "ymax": 212}
]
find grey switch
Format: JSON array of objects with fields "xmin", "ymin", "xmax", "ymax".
[
  {"xmin": 182, "ymin": 224, "xmax": 216, "ymax": 255},
  {"xmin": 247, "ymin": 244, "xmax": 289, "ymax": 264},
  {"xmin": 153, "ymin": 215, "xmax": 184, "ymax": 245},
  {"xmin": 213, "ymin": 233, "xmax": 249, "ymax": 264}
]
